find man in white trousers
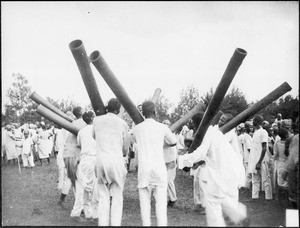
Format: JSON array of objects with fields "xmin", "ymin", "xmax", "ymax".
[
  {"xmin": 247, "ymin": 115, "xmax": 273, "ymax": 202},
  {"xmin": 162, "ymin": 119, "xmax": 178, "ymax": 207},
  {"xmin": 70, "ymin": 111, "xmax": 98, "ymax": 223},
  {"xmin": 93, "ymin": 98, "xmax": 130, "ymax": 226},
  {"xmin": 58, "ymin": 107, "xmax": 86, "ymax": 214},
  {"xmin": 21, "ymin": 130, "xmax": 35, "ymax": 168},
  {"xmin": 178, "ymin": 116, "xmax": 248, "ymax": 227},
  {"xmin": 133, "ymin": 101, "xmax": 177, "ymax": 226}
]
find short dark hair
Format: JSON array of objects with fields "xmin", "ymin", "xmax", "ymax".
[
  {"xmin": 142, "ymin": 101, "xmax": 155, "ymax": 117},
  {"xmin": 73, "ymin": 106, "xmax": 83, "ymax": 118},
  {"xmin": 106, "ymin": 98, "xmax": 121, "ymax": 113},
  {"xmin": 82, "ymin": 111, "xmax": 95, "ymax": 124},
  {"xmin": 278, "ymin": 127, "xmax": 288, "ymax": 140},
  {"xmin": 253, "ymin": 115, "xmax": 264, "ymax": 127}
]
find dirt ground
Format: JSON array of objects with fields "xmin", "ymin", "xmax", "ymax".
[{"xmin": 1, "ymin": 157, "xmax": 289, "ymax": 226}]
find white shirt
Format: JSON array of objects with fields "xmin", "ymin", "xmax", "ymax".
[
  {"xmin": 93, "ymin": 113, "xmax": 129, "ymax": 161},
  {"xmin": 225, "ymin": 128, "xmax": 243, "ymax": 160},
  {"xmin": 77, "ymin": 125, "xmax": 96, "ymax": 158},
  {"xmin": 133, "ymin": 118, "xmax": 177, "ymax": 188},
  {"xmin": 22, "ymin": 137, "xmax": 34, "ymax": 155},
  {"xmin": 93, "ymin": 112, "xmax": 130, "ymax": 186},
  {"xmin": 242, "ymin": 133, "xmax": 252, "ymax": 162},
  {"xmin": 248, "ymin": 127, "xmax": 268, "ymax": 173},
  {"xmin": 178, "ymin": 125, "xmax": 245, "ymax": 197}
]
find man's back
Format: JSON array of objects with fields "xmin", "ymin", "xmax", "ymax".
[
  {"xmin": 93, "ymin": 113, "xmax": 128, "ymax": 160},
  {"xmin": 133, "ymin": 118, "xmax": 177, "ymax": 188}
]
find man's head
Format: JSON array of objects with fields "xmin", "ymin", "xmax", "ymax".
[
  {"xmin": 262, "ymin": 120, "xmax": 270, "ymax": 130},
  {"xmin": 23, "ymin": 130, "xmax": 29, "ymax": 138},
  {"xmin": 253, "ymin": 115, "xmax": 264, "ymax": 128},
  {"xmin": 277, "ymin": 113, "xmax": 282, "ymax": 120},
  {"xmin": 191, "ymin": 112, "xmax": 204, "ymax": 131},
  {"xmin": 73, "ymin": 106, "xmax": 83, "ymax": 119},
  {"xmin": 218, "ymin": 113, "xmax": 234, "ymax": 128},
  {"xmin": 244, "ymin": 121, "xmax": 253, "ymax": 134},
  {"xmin": 82, "ymin": 111, "xmax": 95, "ymax": 125},
  {"xmin": 142, "ymin": 101, "xmax": 156, "ymax": 118},
  {"xmin": 106, "ymin": 98, "xmax": 121, "ymax": 114},
  {"xmin": 278, "ymin": 127, "xmax": 288, "ymax": 140}
]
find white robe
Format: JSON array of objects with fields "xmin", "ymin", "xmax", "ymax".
[{"xmin": 5, "ymin": 131, "xmax": 18, "ymax": 160}]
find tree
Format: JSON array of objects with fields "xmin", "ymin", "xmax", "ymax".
[
  {"xmin": 5, "ymin": 73, "xmax": 35, "ymax": 124},
  {"xmin": 220, "ymin": 86, "xmax": 249, "ymax": 116},
  {"xmin": 257, "ymin": 94, "xmax": 299, "ymax": 124},
  {"xmin": 155, "ymin": 94, "xmax": 173, "ymax": 123},
  {"xmin": 171, "ymin": 84, "xmax": 202, "ymax": 123}
]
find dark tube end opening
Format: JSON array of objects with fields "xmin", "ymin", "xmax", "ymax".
[
  {"xmin": 236, "ymin": 48, "xmax": 247, "ymax": 55},
  {"xmin": 283, "ymin": 82, "xmax": 292, "ymax": 91},
  {"xmin": 69, "ymin": 40, "xmax": 83, "ymax": 50},
  {"xmin": 90, "ymin": 51, "xmax": 100, "ymax": 62}
]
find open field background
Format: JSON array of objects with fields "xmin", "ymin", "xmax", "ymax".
[{"xmin": 1, "ymin": 158, "xmax": 287, "ymax": 226}]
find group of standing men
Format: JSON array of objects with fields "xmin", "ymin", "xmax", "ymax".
[
  {"xmin": 56, "ymin": 99, "xmax": 179, "ymax": 226},
  {"xmin": 2, "ymin": 121, "xmax": 58, "ymax": 169}
]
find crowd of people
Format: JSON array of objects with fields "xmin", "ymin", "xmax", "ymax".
[{"xmin": 1, "ymin": 99, "xmax": 299, "ymax": 226}]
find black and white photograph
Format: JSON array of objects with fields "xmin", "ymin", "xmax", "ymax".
[{"xmin": 1, "ymin": 1, "xmax": 299, "ymax": 226}]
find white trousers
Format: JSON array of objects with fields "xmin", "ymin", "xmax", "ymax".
[
  {"xmin": 61, "ymin": 167, "xmax": 72, "ymax": 195},
  {"xmin": 167, "ymin": 163, "xmax": 177, "ymax": 202},
  {"xmin": 70, "ymin": 179, "xmax": 93, "ymax": 218},
  {"xmin": 22, "ymin": 154, "xmax": 35, "ymax": 167},
  {"xmin": 97, "ymin": 182, "xmax": 125, "ymax": 226},
  {"xmin": 243, "ymin": 162, "xmax": 252, "ymax": 189},
  {"xmin": 204, "ymin": 191, "xmax": 247, "ymax": 226},
  {"xmin": 139, "ymin": 185, "xmax": 167, "ymax": 226},
  {"xmin": 193, "ymin": 166, "xmax": 204, "ymax": 206},
  {"xmin": 251, "ymin": 161, "xmax": 273, "ymax": 199}
]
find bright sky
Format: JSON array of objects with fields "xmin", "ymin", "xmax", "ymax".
[{"xmin": 2, "ymin": 1, "xmax": 299, "ymax": 112}]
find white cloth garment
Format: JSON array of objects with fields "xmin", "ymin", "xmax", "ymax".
[
  {"xmin": 164, "ymin": 145, "xmax": 178, "ymax": 202},
  {"xmin": 93, "ymin": 112, "xmax": 130, "ymax": 226},
  {"xmin": 71, "ymin": 125, "xmax": 97, "ymax": 218},
  {"xmin": 178, "ymin": 125, "xmax": 246, "ymax": 226},
  {"xmin": 248, "ymin": 127, "xmax": 272, "ymax": 199},
  {"xmin": 21, "ymin": 136, "xmax": 35, "ymax": 167},
  {"xmin": 37, "ymin": 130, "xmax": 52, "ymax": 159},
  {"xmin": 133, "ymin": 118, "xmax": 177, "ymax": 226},
  {"xmin": 5, "ymin": 131, "xmax": 18, "ymax": 160},
  {"xmin": 14, "ymin": 128, "xmax": 23, "ymax": 156}
]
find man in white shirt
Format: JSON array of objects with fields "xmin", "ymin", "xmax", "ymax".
[
  {"xmin": 21, "ymin": 130, "xmax": 35, "ymax": 168},
  {"xmin": 242, "ymin": 121, "xmax": 253, "ymax": 190},
  {"xmin": 58, "ymin": 107, "xmax": 87, "ymax": 211},
  {"xmin": 133, "ymin": 101, "xmax": 177, "ymax": 226},
  {"xmin": 247, "ymin": 115, "xmax": 273, "ymax": 201},
  {"xmin": 178, "ymin": 117, "xmax": 247, "ymax": 226},
  {"xmin": 162, "ymin": 119, "xmax": 178, "ymax": 207},
  {"xmin": 70, "ymin": 111, "xmax": 98, "ymax": 223},
  {"xmin": 93, "ymin": 98, "xmax": 130, "ymax": 226}
]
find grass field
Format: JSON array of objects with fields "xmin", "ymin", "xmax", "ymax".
[{"xmin": 1, "ymin": 157, "xmax": 287, "ymax": 226}]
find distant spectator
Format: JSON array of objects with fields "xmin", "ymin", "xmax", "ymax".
[{"xmin": 21, "ymin": 130, "xmax": 35, "ymax": 169}]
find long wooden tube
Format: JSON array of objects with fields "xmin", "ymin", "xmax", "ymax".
[
  {"xmin": 169, "ymin": 102, "xmax": 205, "ymax": 133},
  {"xmin": 220, "ymin": 82, "xmax": 292, "ymax": 134},
  {"xmin": 36, "ymin": 105, "xmax": 80, "ymax": 135},
  {"xmin": 151, "ymin": 88, "xmax": 162, "ymax": 104},
  {"xmin": 188, "ymin": 48, "xmax": 247, "ymax": 154},
  {"xmin": 30, "ymin": 92, "xmax": 73, "ymax": 122},
  {"xmin": 69, "ymin": 40, "xmax": 106, "ymax": 116},
  {"xmin": 90, "ymin": 50, "xmax": 144, "ymax": 125}
]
